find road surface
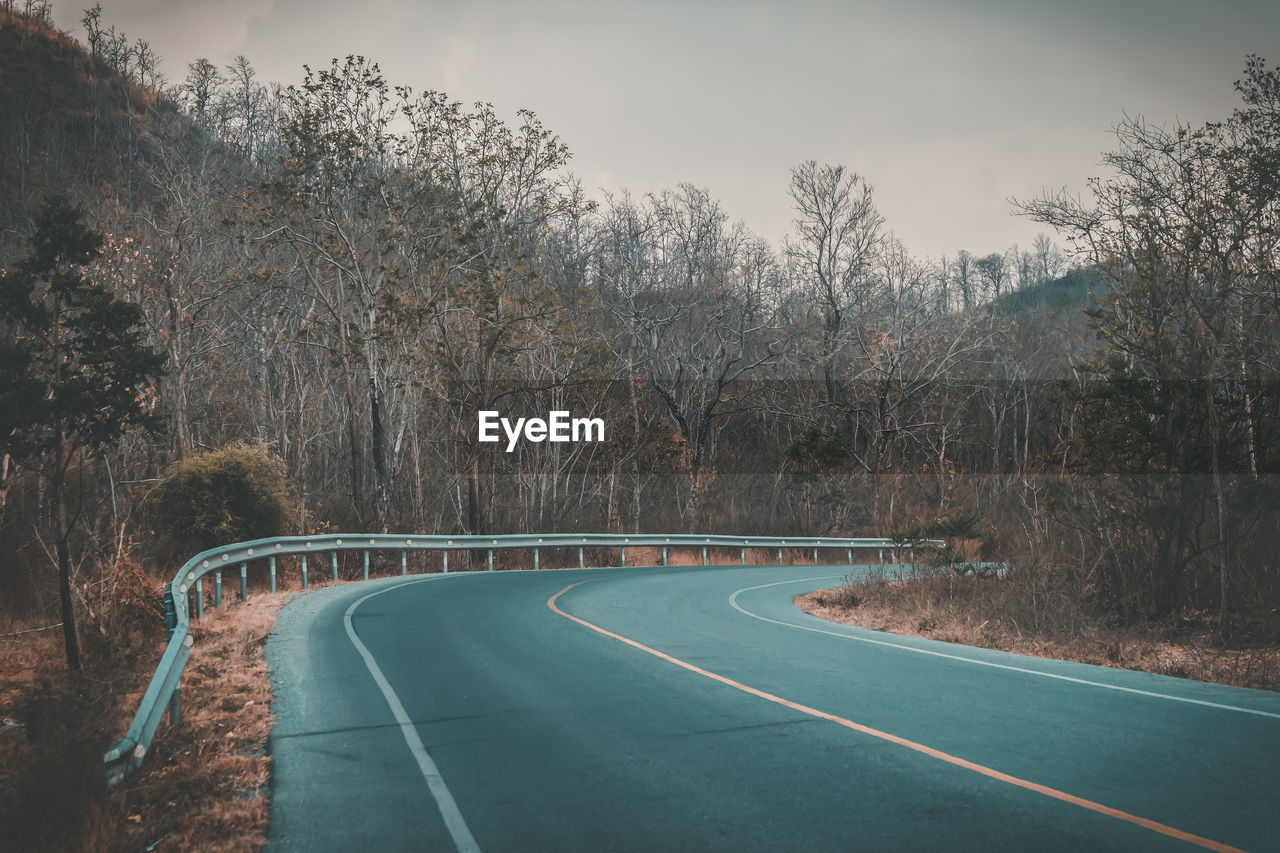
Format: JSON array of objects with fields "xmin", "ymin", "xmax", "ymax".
[{"xmin": 266, "ymin": 564, "xmax": 1280, "ymax": 851}]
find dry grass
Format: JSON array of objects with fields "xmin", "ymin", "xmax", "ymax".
[
  {"xmin": 0, "ymin": 625, "xmax": 139, "ymax": 852},
  {"xmin": 0, "ymin": 593, "xmax": 286, "ymax": 851},
  {"xmin": 797, "ymin": 567, "xmax": 1280, "ymax": 692}
]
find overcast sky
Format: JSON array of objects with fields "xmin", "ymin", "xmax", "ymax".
[{"xmin": 53, "ymin": 0, "xmax": 1280, "ymax": 261}]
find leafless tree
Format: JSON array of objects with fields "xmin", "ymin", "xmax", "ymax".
[
  {"xmin": 1017, "ymin": 56, "xmax": 1280, "ymax": 629},
  {"xmin": 784, "ymin": 160, "xmax": 883, "ymax": 408},
  {"xmin": 975, "ymin": 252, "xmax": 1009, "ymax": 303}
]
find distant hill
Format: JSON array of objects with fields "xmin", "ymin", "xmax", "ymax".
[{"xmin": 993, "ymin": 266, "xmax": 1109, "ymax": 318}]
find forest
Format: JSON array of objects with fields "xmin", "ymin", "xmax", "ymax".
[{"xmin": 2, "ymin": 3, "xmax": 1279, "ymax": 665}]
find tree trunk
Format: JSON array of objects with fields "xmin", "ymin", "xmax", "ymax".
[
  {"xmin": 1207, "ymin": 383, "xmax": 1230, "ymax": 643},
  {"xmin": 628, "ymin": 363, "xmax": 642, "ymax": 535},
  {"xmin": 684, "ymin": 464, "xmax": 701, "ymax": 534},
  {"xmin": 369, "ymin": 376, "xmax": 387, "ymax": 530},
  {"xmin": 345, "ymin": 380, "xmax": 364, "ymax": 523},
  {"xmin": 0, "ymin": 452, "xmax": 10, "ymax": 521},
  {"xmin": 54, "ymin": 464, "xmax": 81, "ymax": 671},
  {"xmin": 467, "ymin": 454, "xmax": 482, "ymax": 536}
]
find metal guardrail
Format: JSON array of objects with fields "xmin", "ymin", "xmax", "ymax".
[{"xmin": 101, "ymin": 531, "xmax": 942, "ymax": 785}]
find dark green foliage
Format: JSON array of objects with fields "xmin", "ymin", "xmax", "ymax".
[
  {"xmin": 0, "ymin": 196, "xmax": 165, "ymax": 456},
  {"xmin": 786, "ymin": 426, "xmax": 851, "ymax": 473},
  {"xmin": 887, "ymin": 512, "xmax": 990, "ymax": 575},
  {"xmin": 0, "ymin": 195, "xmax": 165, "ymax": 669},
  {"xmin": 147, "ymin": 442, "xmax": 296, "ymax": 552}
]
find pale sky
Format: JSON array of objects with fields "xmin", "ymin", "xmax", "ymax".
[{"xmin": 53, "ymin": 0, "xmax": 1280, "ymax": 261}]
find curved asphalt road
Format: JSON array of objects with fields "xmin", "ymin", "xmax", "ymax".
[{"xmin": 265, "ymin": 565, "xmax": 1280, "ymax": 851}]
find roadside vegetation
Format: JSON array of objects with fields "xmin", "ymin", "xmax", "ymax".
[
  {"xmin": 1, "ymin": 3, "xmax": 1278, "ymax": 849},
  {"xmin": 799, "ymin": 558, "xmax": 1280, "ymax": 691},
  {"xmin": 1, "ymin": 586, "xmax": 283, "ymax": 852}
]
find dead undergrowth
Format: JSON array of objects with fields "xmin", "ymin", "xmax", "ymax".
[
  {"xmin": 797, "ymin": 567, "xmax": 1280, "ymax": 692},
  {"xmin": 0, "ymin": 593, "xmax": 287, "ymax": 852}
]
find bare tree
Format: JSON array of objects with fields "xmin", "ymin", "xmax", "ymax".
[
  {"xmin": 81, "ymin": 3, "xmax": 103, "ymax": 57},
  {"xmin": 180, "ymin": 59, "xmax": 222, "ymax": 128},
  {"xmin": 784, "ymin": 160, "xmax": 883, "ymax": 408},
  {"xmin": 220, "ymin": 56, "xmax": 276, "ymax": 160},
  {"xmin": 952, "ymin": 249, "xmax": 975, "ymax": 309},
  {"xmin": 593, "ymin": 190, "xmax": 660, "ymax": 532},
  {"xmin": 975, "ymin": 252, "xmax": 1009, "ymax": 303},
  {"xmin": 1031, "ymin": 233, "xmax": 1066, "ymax": 283},
  {"xmin": 607, "ymin": 185, "xmax": 787, "ymax": 530},
  {"xmin": 1017, "ymin": 55, "xmax": 1280, "ymax": 629}
]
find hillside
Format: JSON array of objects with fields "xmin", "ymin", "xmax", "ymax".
[
  {"xmin": 0, "ymin": 7, "xmax": 183, "ymax": 255},
  {"xmin": 993, "ymin": 265, "xmax": 1109, "ymax": 317}
]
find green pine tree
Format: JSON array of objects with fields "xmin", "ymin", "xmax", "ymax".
[{"xmin": 0, "ymin": 196, "xmax": 166, "ymax": 669}]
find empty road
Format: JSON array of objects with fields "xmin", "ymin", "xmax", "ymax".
[{"xmin": 266, "ymin": 565, "xmax": 1280, "ymax": 851}]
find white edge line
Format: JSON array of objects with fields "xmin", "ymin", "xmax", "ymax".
[
  {"xmin": 345, "ymin": 579, "xmax": 482, "ymax": 853},
  {"xmin": 730, "ymin": 575, "xmax": 1280, "ymax": 721}
]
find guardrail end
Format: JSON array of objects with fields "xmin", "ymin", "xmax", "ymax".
[{"xmin": 103, "ymin": 737, "xmax": 137, "ymax": 787}]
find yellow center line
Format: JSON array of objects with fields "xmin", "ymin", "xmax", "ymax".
[{"xmin": 548, "ymin": 581, "xmax": 1245, "ymax": 853}]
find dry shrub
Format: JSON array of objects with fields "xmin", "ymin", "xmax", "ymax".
[
  {"xmin": 146, "ymin": 443, "xmax": 295, "ymax": 557},
  {"xmin": 79, "ymin": 551, "xmax": 166, "ymax": 658}
]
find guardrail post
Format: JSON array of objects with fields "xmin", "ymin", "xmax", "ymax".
[
  {"xmin": 847, "ymin": 547, "xmax": 853, "ymax": 565},
  {"xmin": 162, "ymin": 588, "xmax": 182, "ymax": 724},
  {"xmin": 331, "ymin": 551, "xmax": 339, "ymax": 582},
  {"xmin": 777, "ymin": 547, "xmax": 783, "ymax": 566},
  {"xmin": 195, "ymin": 578, "xmax": 204, "ymax": 619},
  {"xmin": 702, "ymin": 546, "xmax": 707, "ymax": 566},
  {"xmin": 487, "ymin": 549, "xmax": 494, "ymax": 572},
  {"xmin": 269, "ymin": 556, "xmax": 277, "ymax": 593},
  {"xmin": 533, "ymin": 548, "xmax": 540, "ymax": 571},
  {"xmin": 168, "ymin": 685, "xmax": 182, "ymax": 727},
  {"xmin": 813, "ymin": 547, "xmax": 818, "ymax": 565},
  {"xmin": 878, "ymin": 548, "xmax": 884, "ymax": 564},
  {"xmin": 740, "ymin": 547, "xmax": 745, "ymax": 565},
  {"xmin": 442, "ymin": 550, "xmax": 449, "ymax": 573},
  {"xmin": 239, "ymin": 561, "xmax": 248, "ymax": 599},
  {"xmin": 620, "ymin": 546, "xmax": 626, "ymax": 567},
  {"xmin": 300, "ymin": 554, "xmax": 308, "ymax": 589},
  {"xmin": 578, "ymin": 547, "xmax": 584, "ymax": 569},
  {"xmin": 400, "ymin": 550, "xmax": 407, "ymax": 576},
  {"xmin": 363, "ymin": 550, "xmax": 370, "ymax": 581},
  {"xmin": 662, "ymin": 546, "xmax": 668, "ymax": 567},
  {"xmin": 214, "ymin": 570, "xmax": 222, "ymax": 607},
  {"xmin": 164, "ymin": 588, "xmax": 176, "ymax": 636}
]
